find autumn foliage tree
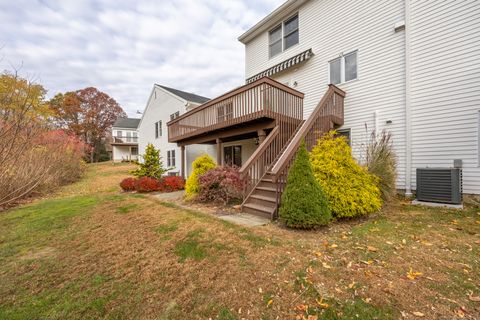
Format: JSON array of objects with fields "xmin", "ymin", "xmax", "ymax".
[{"xmin": 49, "ymin": 87, "xmax": 126, "ymax": 162}]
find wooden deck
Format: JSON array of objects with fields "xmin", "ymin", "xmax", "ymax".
[{"xmin": 167, "ymin": 77, "xmax": 304, "ymax": 145}]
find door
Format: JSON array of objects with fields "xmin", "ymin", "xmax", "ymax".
[{"xmin": 224, "ymin": 145, "xmax": 242, "ymax": 167}]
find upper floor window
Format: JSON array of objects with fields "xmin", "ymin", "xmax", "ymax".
[
  {"xmin": 170, "ymin": 111, "xmax": 180, "ymax": 121},
  {"xmin": 155, "ymin": 121, "xmax": 162, "ymax": 138},
  {"xmin": 116, "ymin": 130, "xmax": 122, "ymax": 138},
  {"xmin": 269, "ymin": 14, "xmax": 299, "ymax": 58},
  {"xmin": 329, "ymin": 51, "xmax": 358, "ymax": 85}
]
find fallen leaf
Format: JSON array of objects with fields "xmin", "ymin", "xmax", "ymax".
[
  {"xmin": 267, "ymin": 299, "xmax": 273, "ymax": 307},
  {"xmin": 316, "ymin": 297, "xmax": 329, "ymax": 309},
  {"xmin": 295, "ymin": 304, "xmax": 308, "ymax": 311},
  {"xmin": 454, "ymin": 308, "xmax": 465, "ymax": 318},
  {"xmin": 407, "ymin": 267, "xmax": 423, "ymax": 280},
  {"xmin": 306, "ymin": 266, "xmax": 313, "ymax": 274},
  {"xmin": 348, "ymin": 281, "xmax": 356, "ymax": 289},
  {"xmin": 322, "ymin": 262, "xmax": 332, "ymax": 269},
  {"xmin": 330, "ymin": 244, "xmax": 338, "ymax": 249},
  {"xmin": 258, "ymin": 287, "xmax": 263, "ymax": 293},
  {"xmin": 367, "ymin": 246, "xmax": 378, "ymax": 252},
  {"xmin": 313, "ymin": 251, "xmax": 322, "ymax": 257},
  {"xmin": 451, "ymin": 220, "xmax": 458, "ymax": 225},
  {"xmin": 421, "ymin": 240, "xmax": 433, "ymax": 246},
  {"xmin": 412, "ymin": 311, "xmax": 425, "ymax": 317},
  {"xmin": 307, "ymin": 316, "xmax": 318, "ymax": 320},
  {"xmin": 364, "ymin": 297, "xmax": 372, "ymax": 303},
  {"xmin": 468, "ymin": 294, "xmax": 480, "ymax": 302},
  {"xmin": 475, "ymin": 220, "xmax": 480, "ymax": 225},
  {"xmin": 386, "ymin": 241, "xmax": 393, "ymax": 245},
  {"xmin": 402, "ymin": 239, "xmax": 407, "ymax": 245}
]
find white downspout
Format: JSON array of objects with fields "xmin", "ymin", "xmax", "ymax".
[{"xmin": 405, "ymin": 0, "xmax": 413, "ymax": 197}]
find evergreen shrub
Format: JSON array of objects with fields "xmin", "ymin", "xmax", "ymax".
[{"xmin": 185, "ymin": 154, "xmax": 216, "ymax": 199}]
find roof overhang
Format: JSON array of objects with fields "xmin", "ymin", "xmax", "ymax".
[
  {"xmin": 246, "ymin": 48, "xmax": 313, "ymax": 83},
  {"xmin": 238, "ymin": 0, "xmax": 309, "ymax": 44}
]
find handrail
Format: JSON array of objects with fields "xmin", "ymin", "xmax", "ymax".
[
  {"xmin": 167, "ymin": 77, "xmax": 304, "ymax": 126},
  {"xmin": 239, "ymin": 126, "xmax": 279, "ymax": 178},
  {"xmin": 271, "ymin": 84, "xmax": 345, "ymax": 181}
]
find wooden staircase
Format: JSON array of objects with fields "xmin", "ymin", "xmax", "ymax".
[{"xmin": 239, "ymin": 84, "xmax": 346, "ymax": 219}]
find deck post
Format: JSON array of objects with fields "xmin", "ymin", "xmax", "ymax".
[
  {"xmin": 257, "ymin": 129, "xmax": 266, "ymax": 144},
  {"xmin": 180, "ymin": 145, "xmax": 185, "ymax": 179},
  {"xmin": 216, "ymin": 138, "xmax": 222, "ymax": 165}
]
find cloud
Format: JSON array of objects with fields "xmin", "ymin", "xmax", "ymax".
[{"xmin": 0, "ymin": 0, "xmax": 284, "ymax": 116}]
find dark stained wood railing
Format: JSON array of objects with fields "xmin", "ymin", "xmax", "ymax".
[
  {"xmin": 270, "ymin": 84, "xmax": 346, "ymax": 214},
  {"xmin": 167, "ymin": 77, "xmax": 304, "ymax": 143}
]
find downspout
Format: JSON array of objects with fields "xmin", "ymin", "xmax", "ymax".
[{"xmin": 404, "ymin": 0, "xmax": 413, "ymax": 197}]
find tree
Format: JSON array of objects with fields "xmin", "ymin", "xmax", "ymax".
[
  {"xmin": 279, "ymin": 141, "xmax": 331, "ymax": 229},
  {"xmin": 132, "ymin": 143, "xmax": 167, "ymax": 179},
  {"xmin": 49, "ymin": 87, "xmax": 126, "ymax": 162}
]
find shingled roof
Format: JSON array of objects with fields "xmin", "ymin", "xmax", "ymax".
[
  {"xmin": 112, "ymin": 117, "xmax": 141, "ymax": 129},
  {"xmin": 157, "ymin": 85, "xmax": 210, "ymax": 104}
]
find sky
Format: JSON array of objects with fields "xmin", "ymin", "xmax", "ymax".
[{"xmin": 0, "ymin": 0, "xmax": 284, "ymax": 117}]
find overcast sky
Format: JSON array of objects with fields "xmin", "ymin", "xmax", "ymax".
[{"xmin": 0, "ymin": 0, "xmax": 283, "ymax": 117}]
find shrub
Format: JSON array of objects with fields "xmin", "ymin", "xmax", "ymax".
[
  {"xmin": 279, "ymin": 141, "xmax": 331, "ymax": 228},
  {"xmin": 185, "ymin": 154, "xmax": 216, "ymax": 199},
  {"xmin": 135, "ymin": 177, "xmax": 160, "ymax": 193},
  {"xmin": 120, "ymin": 177, "xmax": 137, "ymax": 191},
  {"xmin": 366, "ymin": 130, "xmax": 397, "ymax": 201},
  {"xmin": 159, "ymin": 176, "xmax": 185, "ymax": 192},
  {"xmin": 132, "ymin": 143, "xmax": 167, "ymax": 179},
  {"xmin": 310, "ymin": 131, "xmax": 382, "ymax": 218},
  {"xmin": 197, "ymin": 166, "xmax": 245, "ymax": 204}
]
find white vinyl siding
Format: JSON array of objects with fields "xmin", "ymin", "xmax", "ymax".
[
  {"xmin": 409, "ymin": 0, "xmax": 480, "ymax": 194},
  {"xmin": 245, "ymin": 0, "xmax": 407, "ymax": 189},
  {"xmin": 155, "ymin": 120, "xmax": 162, "ymax": 138}
]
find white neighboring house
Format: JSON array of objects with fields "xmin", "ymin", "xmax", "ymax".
[
  {"xmin": 138, "ymin": 84, "xmax": 215, "ymax": 176},
  {"xmin": 238, "ymin": 0, "xmax": 480, "ymax": 195},
  {"xmin": 111, "ymin": 118, "xmax": 140, "ymax": 162}
]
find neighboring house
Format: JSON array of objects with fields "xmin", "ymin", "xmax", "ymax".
[
  {"xmin": 166, "ymin": 0, "xmax": 480, "ymax": 218},
  {"xmin": 111, "ymin": 118, "xmax": 140, "ymax": 162},
  {"xmin": 137, "ymin": 84, "xmax": 215, "ymax": 176}
]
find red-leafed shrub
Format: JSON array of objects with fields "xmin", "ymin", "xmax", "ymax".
[
  {"xmin": 120, "ymin": 177, "xmax": 137, "ymax": 191},
  {"xmin": 197, "ymin": 166, "xmax": 245, "ymax": 204},
  {"xmin": 135, "ymin": 177, "xmax": 160, "ymax": 192},
  {"xmin": 159, "ymin": 176, "xmax": 185, "ymax": 192}
]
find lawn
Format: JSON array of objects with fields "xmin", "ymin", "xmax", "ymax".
[{"xmin": 0, "ymin": 162, "xmax": 479, "ymax": 319}]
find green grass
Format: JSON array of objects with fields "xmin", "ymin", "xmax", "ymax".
[
  {"xmin": 0, "ymin": 195, "xmax": 99, "ymax": 260},
  {"xmin": 116, "ymin": 203, "xmax": 138, "ymax": 214}
]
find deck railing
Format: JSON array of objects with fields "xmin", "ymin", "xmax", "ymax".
[
  {"xmin": 270, "ymin": 84, "xmax": 346, "ymax": 213},
  {"xmin": 113, "ymin": 136, "xmax": 138, "ymax": 143},
  {"xmin": 167, "ymin": 77, "xmax": 304, "ymax": 143}
]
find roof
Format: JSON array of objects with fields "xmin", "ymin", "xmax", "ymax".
[
  {"xmin": 238, "ymin": 0, "xmax": 309, "ymax": 44},
  {"xmin": 246, "ymin": 48, "xmax": 313, "ymax": 83},
  {"xmin": 156, "ymin": 84, "xmax": 210, "ymax": 104},
  {"xmin": 112, "ymin": 117, "xmax": 141, "ymax": 129}
]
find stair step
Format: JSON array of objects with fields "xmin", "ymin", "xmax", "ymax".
[
  {"xmin": 250, "ymin": 194, "xmax": 276, "ymax": 203},
  {"xmin": 256, "ymin": 186, "xmax": 276, "ymax": 192},
  {"xmin": 242, "ymin": 203, "xmax": 275, "ymax": 219}
]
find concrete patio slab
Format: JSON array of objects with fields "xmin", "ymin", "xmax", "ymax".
[{"xmin": 217, "ymin": 212, "xmax": 270, "ymax": 227}]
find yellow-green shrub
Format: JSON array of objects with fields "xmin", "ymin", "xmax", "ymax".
[
  {"xmin": 310, "ymin": 131, "xmax": 382, "ymax": 218},
  {"xmin": 185, "ymin": 154, "xmax": 216, "ymax": 199}
]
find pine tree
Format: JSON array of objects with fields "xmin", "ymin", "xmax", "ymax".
[
  {"xmin": 279, "ymin": 140, "xmax": 331, "ymax": 229},
  {"xmin": 132, "ymin": 143, "xmax": 167, "ymax": 179}
]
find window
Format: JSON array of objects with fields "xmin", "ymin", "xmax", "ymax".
[
  {"xmin": 269, "ymin": 14, "xmax": 299, "ymax": 58},
  {"xmin": 283, "ymin": 14, "xmax": 299, "ymax": 50},
  {"xmin": 269, "ymin": 25, "xmax": 282, "ymax": 58},
  {"xmin": 126, "ymin": 131, "xmax": 131, "ymax": 142},
  {"xmin": 167, "ymin": 150, "xmax": 176, "ymax": 167},
  {"xmin": 217, "ymin": 102, "xmax": 233, "ymax": 122},
  {"xmin": 170, "ymin": 111, "xmax": 180, "ymax": 121},
  {"xmin": 329, "ymin": 51, "xmax": 358, "ymax": 84},
  {"xmin": 131, "ymin": 146, "xmax": 138, "ymax": 156},
  {"xmin": 336, "ymin": 129, "xmax": 351, "ymax": 146},
  {"xmin": 155, "ymin": 121, "xmax": 162, "ymax": 138},
  {"xmin": 116, "ymin": 130, "xmax": 122, "ymax": 138},
  {"xmin": 224, "ymin": 145, "xmax": 242, "ymax": 167},
  {"xmin": 133, "ymin": 132, "xmax": 138, "ymax": 142}
]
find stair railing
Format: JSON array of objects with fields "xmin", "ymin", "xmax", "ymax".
[{"xmin": 269, "ymin": 84, "xmax": 346, "ymax": 213}]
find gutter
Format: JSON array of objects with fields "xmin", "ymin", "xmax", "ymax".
[{"xmin": 405, "ymin": 0, "xmax": 412, "ymax": 196}]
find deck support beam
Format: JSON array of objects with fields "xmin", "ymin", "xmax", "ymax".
[
  {"xmin": 257, "ymin": 129, "xmax": 266, "ymax": 144},
  {"xmin": 216, "ymin": 138, "xmax": 222, "ymax": 165},
  {"xmin": 180, "ymin": 145, "xmax": 185, "ymax": 179}
]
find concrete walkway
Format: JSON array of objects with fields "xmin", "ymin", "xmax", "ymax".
[
  {"xmin": 153, "ymin": 190, "xmax": 184, "ymax": 201},
  {"xmin": 217, "ymin": 212, "xmax": 270, "ymax": 227}
]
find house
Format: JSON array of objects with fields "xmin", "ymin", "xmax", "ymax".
[
  {"xmin": 167, "ymin": 0, "xmax": 480, "ymax": 218},
  {"xmin": 137, "ymin": 84, "xmax": 215, "ymax": 176},
  {"xmin": 111, "ymin": 117, "xmax": 140, "ymax": 162}
]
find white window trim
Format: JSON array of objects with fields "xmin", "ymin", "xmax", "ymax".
[
  {"xmin": 328, "ymin": 50, "xmax": 359, "ymax": 85},
  {"xmin": 268, "ymin": 13, "xmax": 299, "ymax": 59},
  {"xmin": 478, "ymin": 110, "xmax": 480, "ymax": 167}
]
